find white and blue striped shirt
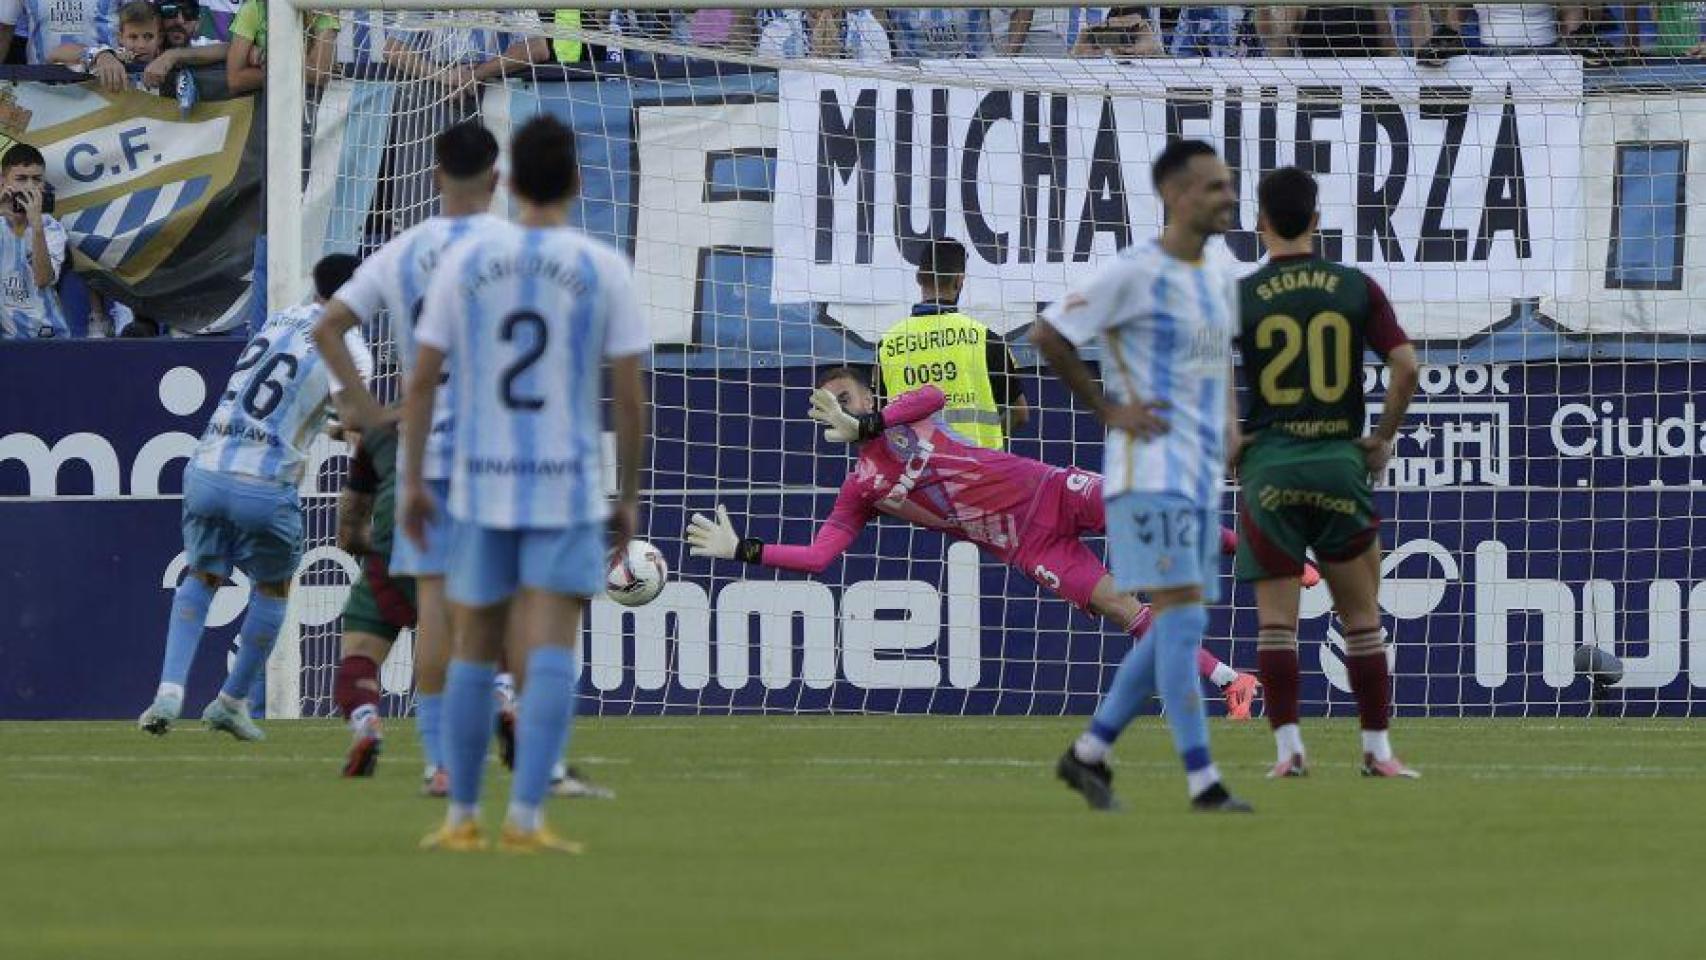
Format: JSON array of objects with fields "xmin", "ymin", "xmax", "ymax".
[
  {"xmin": 1043, "ymin": 239, "xmax": 1236, "ymax": 506},
  {"xmin": 416, "ymin": 222, "xmax": 650, "ymax": 530},
  {"xmin": 0, "ymin": 0, "xmax": 115, "ymax": 64},
  {"xmin": 335, "ymin": 10, "xmax": 392, "ymax": 66},
  {"xmin": 333, "ymin": 213, "xmax": 498, "ymax": 481},
  {"xmin": 193, "ymin": 303, "xmax": 372, "ymax": 486},
  {"xmin": 0, "ymin": 214, "xmax": 67, "ymax": 338}
]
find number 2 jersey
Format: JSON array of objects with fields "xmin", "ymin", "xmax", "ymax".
[
  {"xmin": 415, "ymin": 221, "xmax": 651, "ymax": 530},
  {"xmin": 332, "ymin": 212, "xmax": 502, "ymax": 481},
  {"xmin": 1236, "ymin": 254, "xmax": 1409, "ymax": 442},
  {"xmin": 192, "ymin": 303, "xmax": 373, "ymax": 486}
]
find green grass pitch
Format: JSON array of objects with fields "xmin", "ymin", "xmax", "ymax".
[{"xmin": 2, "ymin": 717, "xmax": 1701, "ymax": 959}]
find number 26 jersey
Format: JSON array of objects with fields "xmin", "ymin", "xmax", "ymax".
[{"xmin": 193, "ymin": 303, "xmax": 373, "ymax": 486}]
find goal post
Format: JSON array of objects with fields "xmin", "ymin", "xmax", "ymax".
[{"xmin": 266, "ymin": 0, "xmax": 1706, "ymax": 719}]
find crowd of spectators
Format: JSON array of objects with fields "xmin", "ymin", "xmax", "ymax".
[
  {"xmin": 0, "ymin": 3, "xmax": 1701, "ymax": 338},
  {"xmin": 546, "ymin": 5, "xmax": 1706, "ymax": 63}
]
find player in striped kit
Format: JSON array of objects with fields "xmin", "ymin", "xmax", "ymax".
[
  {"xmin": 138, "ymin": 254, "xmax": 372, "ymax": 740},
  {"xmin": 404, "ymin": 115, "xmax": 649, "ymax": 853},
  {"xmin": 313, "ymin": 119, "xmax": 502, "ymax": 793},
  {"xmin": 1031, "ymin": 139, "xmax": 1251, "ymax": 812}
]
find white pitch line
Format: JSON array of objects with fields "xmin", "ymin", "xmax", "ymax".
[
  {"xmin": 5, "ymin": 754, "xmax": 1704, "ymax": 778},
  {"xmin": 0, "ymin": 754, "xmax": 631, "ymax": 766}
]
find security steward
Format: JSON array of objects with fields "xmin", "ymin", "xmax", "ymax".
[{"xmin": 872, "ymin": 237, "xmax": 1029, "ymax": 450}]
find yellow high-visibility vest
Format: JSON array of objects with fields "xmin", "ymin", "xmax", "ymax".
[
  {"xmin": 878, "ymin": 307, "xmax": 1004, "ymax": 450},
  {"xmin": 553, "ymin": 9, "xmax": 583, "ymax": 65}
]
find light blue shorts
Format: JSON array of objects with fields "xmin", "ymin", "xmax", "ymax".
[
  {"xmin": 1104, "ymin": 491, "xmax": 1221, "ymax": 603},
  {"xmin": 446, "ymin": 520, "xmax": 608, "ymax": 607},
  {"xmin": 180, "ymin": 466, "xmax": 303, "ymax": 585},
  {"xmin": 390, "ymin": 478, "xmax": 451, "ymax": 577}
]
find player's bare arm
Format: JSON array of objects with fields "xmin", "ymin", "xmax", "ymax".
[
  {"xmin": 336, "ymin": 486, "xmax": 374, "ymax": 557},
  {"xmin": 1224, "ymin": 370, "xmax": 1246, "ymax": 476},
  {"xmin": 400, "ymin": 345, "xmax": 445, "ymax": 547},
  {"xmin": 1362, "ymin": 344, "xmax": 1420, "ymax": 480},
  {"xmin": 610, "ymin": 352, "xmax": 649, "ymax": 556},
  {"xmin": 313, "ymin": 301, "xmax": 391, "ymax": 431},
  {"xmin": 1004, "ymin": 390, "xmax": 1032, "ymax": 436},
  {"xmin": 1030, "ymin": 318, "xmax": 1168, "ymax": 440}
]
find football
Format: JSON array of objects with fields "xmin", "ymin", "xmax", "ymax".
[{"xmin": 606, "ymin": 538, "xmax": 668, "ymax": 607}]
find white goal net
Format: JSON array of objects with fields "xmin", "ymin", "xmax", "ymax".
[{"xmin": 271, "ymin": 2, "xmax": 1706, "ymax": 719}]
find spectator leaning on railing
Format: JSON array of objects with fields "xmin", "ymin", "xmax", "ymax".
[
  {"xmin": 382, "ymin": 11, "xmax": 550, "ymax": 96},
  {"xmin": 993, "ymin": 6, "xmax": 1082, "ymax": 56},
  {"xmin": 114, "ymin": 0, "xmax": 223, "ymax": 92},
  {"xmin": 0, "ymin": 143, "xmax": 68, "ymax": 340},
  {"xmin": 226, "ymin": 0, "xmax": 340, "ymax": 94},
  {"xmin": 1170, "ymin": 5, "xmax": 1257, "ymax": 56},
  {"xmin": 150, "ymin": 0, "xmax": 230, "ymax": 85},
  {"xmin": 1071, "ymin": 6, "xmax": 1164, "ymax": 56},
  {"xmin": 756, "ymin": 8, "xmax": 890, "ymax": 59},
  {"xmin": 116, "ymin": 0, "xmax": 165, "ymax": 70},
  {"xmin": 1292, "ymin": 4, "xmax": 1399, "ymax": 56},
  {"xmin": 887, "ymin": 8, "xmax": 990, "ymax": 59}
]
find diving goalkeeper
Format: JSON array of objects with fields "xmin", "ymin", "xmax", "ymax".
[{"xmin": 686, "ymin": 368, "xmax": 1303, "ymax": 717}]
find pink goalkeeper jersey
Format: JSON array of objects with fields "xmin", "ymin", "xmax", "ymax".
[{"xmin": 762, "ymin": 386, "xmax": 1060, "ymax": 573}]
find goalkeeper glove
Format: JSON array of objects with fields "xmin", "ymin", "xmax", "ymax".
[
  {"xmin": 808, "ymin": 387, "xmax": 883, "ymax": 444},
  {"xmin": 686, "ymin": 504, "xmax": 764, "ymax": 563}
]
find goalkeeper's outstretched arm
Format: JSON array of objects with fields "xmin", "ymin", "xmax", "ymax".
[
  {"xmin": 686, "ymin": 382, "xmax": 946, "ymax": 573},
  {"xmin": 687, "ymin": 484, "xmax": 876, "ymax": 576}
]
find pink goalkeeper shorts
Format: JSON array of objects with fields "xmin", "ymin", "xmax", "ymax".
[{"xmin": 1011, "ymin": 468, "xmax": 1109, "ymax": 614}]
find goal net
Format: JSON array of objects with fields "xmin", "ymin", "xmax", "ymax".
[{"xmin": 271, "ymin": 2, "xmax": 1706, "ymax": 719}]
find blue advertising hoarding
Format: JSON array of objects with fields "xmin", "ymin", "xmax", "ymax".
[{"xmin": 3, "ymin": 342, "xmax": 1702, "ymax": 718}]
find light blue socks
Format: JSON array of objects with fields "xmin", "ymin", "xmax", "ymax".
[
  {"xmin": 507, "ymin": 646, "xmax": 581, "ymax": 829},
  {"xmin": 158, "ymin": 576, "xmax": 216, "ymax": 689},
  {"xmin": 443, "ymin": 660, "xmax": 498, "ymax": 813},
  {"xmin": 219, "ymin": 591, "xmax": 286, "ymax": 701}
]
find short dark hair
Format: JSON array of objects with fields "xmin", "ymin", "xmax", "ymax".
[
  {"xmin": 917, "ymin": 237, "xmax": 966, "ymax": 282},
  {"xmin": 313, "ymin": 253, "xmax": 361, "ymax": 300},
  {"xmin": 119, "ymin": 1, "xmax": 159, "ymax": 27},
  {"xmin": 816, "ymin": 365, "xmax": 871, "ymax": 390},
  {"xmin": 1257, "ymin": 166, "xmax": 1318, "ymax": 241},
  {"xmin": 1150, "ymin": 139, "xmax": 1218, "ymax": 191},
  {"xmin": 2, "ymin": 142, "xmax": 45, "ymax": 172},
  {"xmin": 435, "ymin": 120, "xmax": 499, "ymax": 180},
  {"xmin": 509, "ymin": 115, "xmax": 579, "ymax": 204}
]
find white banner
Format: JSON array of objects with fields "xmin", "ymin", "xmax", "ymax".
[{"xmin": 772, "ymin": 57, "xmax": 1583, "ymax": 334}]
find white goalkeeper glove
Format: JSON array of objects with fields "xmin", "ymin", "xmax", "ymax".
[
  {"xmin": 687, "ymin": 504, "xmax": 765, "ymax": 562},
  {"xmin": 809, "ymin": 387, "xmax": 883, "ymax": 444}
]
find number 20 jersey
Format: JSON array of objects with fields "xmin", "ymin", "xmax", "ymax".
[
  {"xmin": 334, "ymin": 213, "xmax": 502, "ymax": 481},
  {"xmin": 192, "ymin": 303, "xmax": 372, "ymax": 486},
  {"xmin": 1236, "ymin": 254, "xmax": 1408, "ymax": 442},
  {"xmin": 415, "ymin": 222, "xmax": 651, "ymax": 530}
]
